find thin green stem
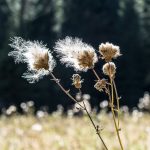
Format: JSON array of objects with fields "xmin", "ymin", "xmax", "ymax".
[
  {"xmin": 92, "ymin": 68, "xmax": 101, "ymax": 81},
  {"xmin": 83, "ymin": 100, "xmax": 109, "ymax": 150},
  {"xmin": 92, "ymin": 66, "xmax": 124, "ymax": 149},
  {"xmin": 110, "ymin": 78, "xmax": 124, "ymax": 150},
  {"xmin": 112, "ymin": 79, "xmax": 120, "ymax": 128},
  {"xmin": 50, "ymin": 72, "xmax": 84, "ymax": 109},
  {"xmin": 91, "ymin": 69, "xmax": 110, "ymax": 149},
  {"xmin": 50, "ymin": 72, "xmax": 109, "ymax": 150}
]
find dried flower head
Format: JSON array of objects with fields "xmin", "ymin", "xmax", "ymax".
[
  {"xmin": 54, "ymin": 36, "xmax": 98, "ymax": 72},
  {"xmin": 99, "ymin": 42, "xmax": 121, "ymax": 62},
  {"xmin": 94, "ymin": 79, "xmax": 107, "ymax": 92},
  {"xmin": 102, "ymin": 62, "xmax": 116, "ymax": 78},
  {"xmin": 8, "ymin": 37, "xmax": 56, "ymax": 83},
  {"xmin": 72, "ymin": 74, "xmax": 83, "ymax": 89}
]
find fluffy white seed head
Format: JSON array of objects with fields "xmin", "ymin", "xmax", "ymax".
[
  {"xmin": 8, "ymin": 37, "xmax": 56, "ymax": 83},
  {"xmin": 54, "ymin": 36, "xmax": 98, "ymax": 72}
]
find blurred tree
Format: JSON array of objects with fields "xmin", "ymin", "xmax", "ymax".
[
  {"xmin": 0, "ymin": 0, "xmax": 149, "ymax": 109},
  {"xmin": 136, "ymin": 0, "xmax": 150, "ymax": 90},
  {"xmin": 0, "ymin": 0, "xmax": 60, "ymax": 110},
  {"xmin": 116, "ymin": 0, "xmax": 143, "ymax": 106},
  {"xmin": 62, "ymin": 0, "xmax": 119, "ymax": 44}
]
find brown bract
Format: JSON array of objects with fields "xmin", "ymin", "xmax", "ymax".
[
  {"xmin": 33, "ymin": 51, "xmax": 49, "ymax": 70},
  {"xmin": 78, "ymin": 51, "xmax": 95, "ymax": 69}
]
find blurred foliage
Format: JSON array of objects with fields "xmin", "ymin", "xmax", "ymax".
[
  {"xmin": 0, "ymin": 109, "xmax": 150, "ymax": 149},
  {"xmin": 0, "ymin": 0, "xmax": 150, "ymax": 110}
]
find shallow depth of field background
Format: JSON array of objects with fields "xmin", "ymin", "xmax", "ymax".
[{"xmin": 0, "ymin": 0, "xmax": 150, "ymax": 150}]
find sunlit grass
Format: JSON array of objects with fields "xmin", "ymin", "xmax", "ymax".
[{"xmin": 0, "ymin": 112, "xmax": 150, "ymax": 150}]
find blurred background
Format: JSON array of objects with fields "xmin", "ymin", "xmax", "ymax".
[{"xmin": 0, "ymin": 0, "xmax": 150, "ymax": 112}]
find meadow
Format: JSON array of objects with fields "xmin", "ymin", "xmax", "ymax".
[{"xmin": 0, "ymin": 107, "xmax": 150, "ymax": 150}]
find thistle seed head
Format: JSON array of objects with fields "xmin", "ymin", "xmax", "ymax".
[
  {"xmin": 102, "ymin": 62, "xmax": 116, "ymax": 78},
  {"xmin": 99, "ymin": 42, "xmax": 121, "ymax": 62},
  {"xmin": 8, "ymin": 37, "xmax": 56, "ymax": 83},
  {"xmin": 54, "ymin": 36, "xmax": 98, "ymax": 72}
]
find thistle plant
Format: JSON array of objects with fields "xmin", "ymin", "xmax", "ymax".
[
  {"xmin": 99, "ymin": 42, "xmax": 124, "ymax": 150},
  {"xmin": 8, "ymin": 37, "xmax": 84, "ymax": 109},
  {"xmin": 8, "ymin": 36, "xmax": 124, "ymax": 150}
]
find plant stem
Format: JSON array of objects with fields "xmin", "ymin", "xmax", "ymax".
[
  {"xmin": 50, "ymin": 72, "xmax": 109, "ymax": 150},
  {"xmin": 112, "ymin": 79, "xmax": 120, "ymax": 128},
  {"xmin": 110, "ymin": 78, "xmax": 124, "ymax": 150},
  {"xmin": 91, "ymin": 69, "xmax": 110, "ymax": 149},
  {"xmin": 82, "ymin": 100, "xmax": 109, "ymax": 150},
  {"xmin": 92, "ymin": 69, "xmax": 101, "ymax": 80},
  {"xmin": 50, "ymin": 72, "xmax": 84, "ymax": 109},
  {"xmin": 92, "ymin": 67, "xmax": 124, "ymax": 149}
]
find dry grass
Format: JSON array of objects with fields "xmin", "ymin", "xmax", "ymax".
[{"xmin": 0, "ymin": 112, "xmax": 150, "ymax": 150}]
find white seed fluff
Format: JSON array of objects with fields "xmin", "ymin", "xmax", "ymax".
[
  {"xmin": 8, "ymin": 37, "xmax": 56, "ymax": 83},
  {"xmin": 54, "ymin": 36, "xmax": 98, "ymax": 72}
]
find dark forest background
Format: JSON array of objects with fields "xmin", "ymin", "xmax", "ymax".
[{"xmin": 0, "ymin": 0, "xmax": 150, "ymax": 111}]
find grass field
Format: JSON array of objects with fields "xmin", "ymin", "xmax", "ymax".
[{"xmin": 0, "ymin": 111, "xmax": 150, "ymax": 150}]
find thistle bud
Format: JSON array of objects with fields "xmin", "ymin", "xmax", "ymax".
[
  {"xmin": 72, "ymin": 74, "xmax": 83, "ymax": 89},
  {"xmin": 102, "ymin": 62, "xmax": 116, "ymax": 78},
  {"xmin": 94, "ymin": 79, "xmax": 107, "ymax": 92}
]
